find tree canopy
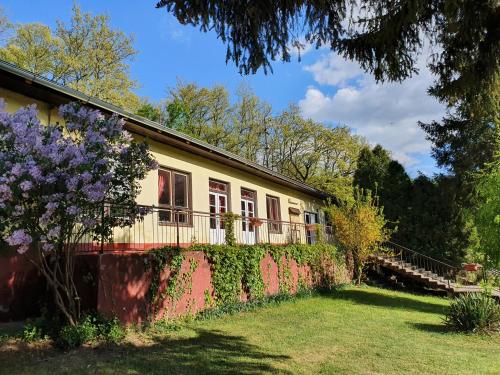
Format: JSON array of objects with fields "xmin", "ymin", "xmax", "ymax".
[
  {"xmin": 139, "ymin": 82, "xmax": 366, "ymax": 201},
  {"xmin": 156, "ymin": 1, "xmax": 499, "ymax": 108},
  {"xmin": 0, "ymin": 5, "xmax": 139, "ymax": 111}
]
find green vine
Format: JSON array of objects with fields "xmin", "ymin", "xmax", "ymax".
[
  {"xmin": 199, "ymin": 244, "xmax": 266, "ymax": 305},
  {"xmin": 145, "ymin": 247, "xmax": 199, "ymax": 319},
  {"xmin": 220, "ymin": 211, "xmax": 241, "ymax": 246},
  {"xmin": 147, "ymin": 243, "xmax": 346, "ymax": 317}
]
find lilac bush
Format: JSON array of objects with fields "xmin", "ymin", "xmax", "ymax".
[{"xmin": 0, "ymin": 100, "xmax": 157, "ymax": 324}]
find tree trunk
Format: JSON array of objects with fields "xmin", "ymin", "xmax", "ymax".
[{"xmin": 35, "ymin": 244, "xmax": 81, "ymax": 326}]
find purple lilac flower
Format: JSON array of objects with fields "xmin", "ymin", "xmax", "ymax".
[
  {"xmin": 42, "ymin": 243, "xmax": 54, "ymax": 252},
  {"xmin": 6, "ymin": 229, "xmax": 32, "ymax": 254},
  {"xmin": 82, "ymin": 181, "xmax": 107, "ymax": 202},
  {"xmin": 82, "ymin": 218, "xmax": 97, "ymax": 228},
  {"xmin": 20, "ymin": 180, "xmax": 33, "ymax": 191},
  {"xmin": 28, "ymin": 165, "xmax": 42, "ymax": 180},
  {"xmin": 66, "ymin": 206, "xmax": 80, "ymax": 215},
  {"xmin": 47, "ymin": 226, "xmax": 60, "ymax": 240},
  {"xmin": 0, "ymin": 184, "xmax": 12, "ymax": 202},
  {"xmin": 66, "ymin": 177, "xmax": 79, "ymax": 192},
  {"xmin": 13, "ymin": 205, "xmax": 24, "ymax": 217},
  {"xmin": 11, "ymin": 163, "xmax": 23, "ymax": 177}
]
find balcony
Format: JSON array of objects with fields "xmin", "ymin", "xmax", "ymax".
[{"xmin": 76, "ymin": 205, "xmax": 335, "ymax": 253}]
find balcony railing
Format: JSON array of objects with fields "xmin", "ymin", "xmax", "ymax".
[{"xmin": 75, "ymin": 204, "xmax": 335, "ymax": 253}]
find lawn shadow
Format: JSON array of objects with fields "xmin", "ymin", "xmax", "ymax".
[
  {"xmin": 324, "ymin": 287, "xmax": 448, "ymax": 315},
  {"xmin": 408, "ymin": 322, "xmax": 449, "ymax": 334},
  {"xmin": 1, "ymin": 328, "xmax": 292, "ymax": 375}
]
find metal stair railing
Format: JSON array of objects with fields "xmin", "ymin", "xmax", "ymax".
[{"xmin": 377, "ymin": 241, "xmax": 460, "ymax": 288}]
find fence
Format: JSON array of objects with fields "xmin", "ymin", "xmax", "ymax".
[{"xmin": 75, "ymin": 204, "xmax": 335, "ymax": 253}]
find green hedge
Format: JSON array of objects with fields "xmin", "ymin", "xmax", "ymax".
[{"xmin": 147, "ymin": 243, "xmax": 349, "ymax": 310}]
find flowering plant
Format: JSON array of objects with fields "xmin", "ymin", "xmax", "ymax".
[
  {"xmin": 249, "ymin": 217, "xmax": 263, "ymax": 227},
  {"xmin": 0, "ymin": 101, "xmax": 157, "ymax": 325}
]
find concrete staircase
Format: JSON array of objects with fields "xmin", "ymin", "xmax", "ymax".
[
  {"xmin": 372, "ymin": 243, "xmax": 500, "ymax": 297},
  {"xmin": 372, "ymin": 254, "xmax": 457, "ymax": 292}
]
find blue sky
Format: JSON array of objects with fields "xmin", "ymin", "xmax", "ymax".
[{"xmin": 2, "ymin": 1, "xmax": 446, "ymax": 176}]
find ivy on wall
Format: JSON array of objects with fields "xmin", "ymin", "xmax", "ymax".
[
  {"xmin": 145, "ymin": 243, "xmax": 348, "ymax": 317},
  {"xmin": 145, "ymin": 247, "xmax": 199, "ymax": 319}
]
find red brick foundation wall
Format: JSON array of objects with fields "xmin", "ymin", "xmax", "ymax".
[
  {"xmin": 0, "ymin": 249, "xmax": 100, "ymax": 322},
  {"xmin": 2, "ymin": 248, "xmax": 345, "ymax": 323},
  {"xmin": 97, "ymin": 251, "xmax": 315, "ymax": 324}
]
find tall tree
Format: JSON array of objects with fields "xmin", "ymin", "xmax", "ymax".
[
  {"xmin": 0, "ymin": 23, "xmax": 59, "ymax": 75},
  {"xmin": 0, "ymin": 6, "xmax": 11, "ymax": 42},
  {"xmin": 354, "ymin": 145, "xmax": 410, "ymax": 237},
  {"xmin": 469, "ymin": 132, "xmax": 500, "ymax": 268},
  {"xmin": 162, "ymin": 81, "xmax": 364, "ymax": 200},
  {"xmin": 353, "ymin": 145, "xmax": 391, "ymax": 195},
  {"xmin": 155, "ymin": 1, "xmax": 499, "ymax": 109},
  {"xmin": 0, "ymin": 5, "xmax": 139, "ymax": 111}
]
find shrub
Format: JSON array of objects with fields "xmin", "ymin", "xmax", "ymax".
[
  {"xmin": 57, "ymin": 315, "xmax": 98, "ymax": 349},
  {"xmin": 445, "ymin": 293, "xmax": 500, "ymax": 333},
  {"xmin": 97, "ymin": 316, "xmax": 126, "ymax": 343},
  {"xmin": 22, "ymin": 323, "xmax": 44, "ymax": 343}
]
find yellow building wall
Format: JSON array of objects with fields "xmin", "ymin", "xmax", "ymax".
[
  {"xmin": 138, "ymin": 137, "xmax": 323, "ymax": 220},
  {"xmin": 1, "ymin": 87, "xmax": 325, "ymax": 246},
  {"xmin": 0, "ymin": 87, "xmax": 62, "ymax": 125}
]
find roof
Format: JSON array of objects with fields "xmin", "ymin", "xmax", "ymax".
[{"xmin": 0, "ymin": 59, "xmax": 328, "ymax": 199}]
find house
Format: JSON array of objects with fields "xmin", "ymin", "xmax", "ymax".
[{"xmin": 0, "ymin": 60, "xmax": 332, "ymax": 251}]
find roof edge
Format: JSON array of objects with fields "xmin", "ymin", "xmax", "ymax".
[{"xmin": 0, "ymin": 59, "xmax": 330, "ymax": 199}]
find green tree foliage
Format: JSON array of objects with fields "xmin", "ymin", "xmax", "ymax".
[
  {"xmin": 327, "ymin": 189, "xmax": 389, "ymax": 284},
  {"xmin": 354, "ymin": 145, "xmax": 410, "ymax": 235},
  {"xmin": 0, "ymin": 23, "xmax": 58, "ymax": 75},
  {"xmin": 354, "ymin": 145, "xmax": 474, "ymax": 264},
  {"xmin": 0, "ymin": 7, "xmax": 10, "ymax": 42},
  {"xmin": 162, "ymin": 81, "xmax": 365, "ymax": 201},
  {"xmin": 420, "ymin": 103, "xmax": 498, "ymax": 187},
  {"xmin": 136, "ymin": 99, "xmax": 168, "ymax": 126},
  {"xmin": 0, "ymin": 5, "xmax": 139, "ymax": 111},
  {"xmin": 155, "ymin": 1, "xmax": 499, "ymax": 110},
  {"xmin": 470, "ymin": 139, "xmax": 500, "ymax": 268},
  {"xmin": 403, "ymin": 175, "xmax": 474, "ymax": 264}
]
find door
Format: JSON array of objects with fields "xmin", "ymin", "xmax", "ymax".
[
  {"xmin": 209, "ymin": 192, "xmax": 227, "ymax": 244},
  {"xmin": 289, "ymin": 211, "xmax": 301, "ymax": 243},
  {"xmin": 305, "ymin": 212, "xmax": 317, "ymax": 244},
  {"xmin": 241, "ymin": 199, "xmax": 256, "ymax": 244}
]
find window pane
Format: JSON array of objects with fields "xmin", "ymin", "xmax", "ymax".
[
  {"xmin": 209, "ymin": 180, "xmax": 227, "ymax": 192},
  {"xmin": 159, "ymin": 209, "xmax": 171, "ymax": 223},
  {"xmin": 158, "ymin": 170, "xmax": 171, "ymax": 205},
  {"xmin": 241, "ymin": 188, "xmax": 254, "ymax": 200},
  {"xmin": 219, "ymin": 195, "xmax": 226, "ymax": 208},
  {"xmin": 174, "ymin": 173, "xmax": 187, "ymax": 207}
]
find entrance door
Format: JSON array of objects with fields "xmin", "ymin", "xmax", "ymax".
[
  {"xmin": 209, "ymin": 192, "xmax": 227, "ymax": 244},
  {"xmin": 241, "ymin": 199, "xmax": 256, "ymax": 244},
  {"xmin": 289, "ymin": 210, "xmax": 301, "ymax": 243},
  {"xmin": 304, "ymin": 212, "xmax": 317, "ymax": 244}
]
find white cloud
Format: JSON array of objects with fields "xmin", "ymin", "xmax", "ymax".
[
  {"xmin": 158, "ymin": 12, "xmax": 192, "ymax": 43},
  {"xmin": 299, "ymin": 53, "xmax": 446, "ymax": 174},
  {"xmin": 304, "ymin": 54, "xmax": 364, "ymax": 86}
]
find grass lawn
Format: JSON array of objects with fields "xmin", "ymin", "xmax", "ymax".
[{"xmin": 1, "ymin": 286, "xmax": 499, "ymax": 375}]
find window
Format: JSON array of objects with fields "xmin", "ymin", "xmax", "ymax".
[
  {"xmin": 209, "ymin": 179, "xmax": 228, "ymax": 193},
  {"xmin": 266, "ymin": 195, "xmax": 281, "ymax": 233},
  {"xmin": 209, "ymin": 179, "xmax": 229, "ymax": 230},
  {"xmin": 241, "ymin": 188, "xmax": 256, "ymax": 233},
  {"xmin": 158, "ymin": 168, "xmax": 191, "ymax": 224},
  {"xmin": 305, "ymin": 212, "xmax": 319, "ymax": 244}
]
